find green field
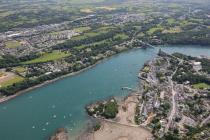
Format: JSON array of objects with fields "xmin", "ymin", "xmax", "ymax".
[
  {"xmin": 72, "ymin": 30, "xmax": 105, "ymax": 41},
  {"xmin": 49, "ymin": 27, "xmax": 91, "ymax": 35},
  {"xmin": 72, "ymin": 31, "xmax": 101, "ymax": 41},
  {"xmin": 137, "ymin": 32, "xmax": 145, "ymax": 38},
  {"xmin": 74, "ymin": 40, "xmax": 107, "ymax": 50},
  {"xmin": 179, "ymin": 20, "xmax": 192, "ymax": 27},
  {"xmin": 114, "ymin": 33, "xmax": 129, "ymax": 40},
  {"xmin": 71, "ymin": 26, "xmax": 117, "ymax": 41},
  {"xmin": 0, "ymin": 76, "xmax": 24, "ymax": 88},
  {"xmin": 13, "ymin": 67, "xmax": 27, "ymax": 73},
  {"xmin": 96, "ymin": 6, "xmax": 116, "ymax": 11},
  {"xmin": 147, "ymin": 27, "xmax": 164, "ymax": 35},
  {"xmin": 71, "ymin": 35, "xmax": 88, "ymax": 41},
  {"xmin": 167, "ymin": 18, "xmax": 176, "ymax": 24},
  {"xmin": 22, "ymin": 51, "xmax": 70, "ymax": 64},
  {"xmin": 69, "ymin": 0, "xmax": 104, "ymax": 4},
  {"xmin": 73, "ymin": 31, "xmax": 129, "ymax": 50},
  {"xmin": 193, "ymin": 83, "xmax": 210, "ymax": 89},
  {"xmin": 73, "ymin": 26, "xmax": 91, "ymax": 33},
  {"xmin": 5, "ymin": 40, "xmax": 21, "ymax": 48},
  {"xmin": 162, "ymin": 27, "xmax": 182, "ymax": 34},
  {"xmin": 80, "ymin": 8, "xmax": 94, "ymax": 13},
  {"xmin": 95, "ymin": 26, "xmax": 116, "ymax": 32},
  {"xmin": 85, "ymin": 32, "xmax": 100, "ymax": 37},
  {"xmin": 74, "ymin": 45, "xmax": 87, "ymax": 50}
]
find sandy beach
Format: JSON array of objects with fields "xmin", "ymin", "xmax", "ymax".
[
  {"xmin": 93, "ymin": 121, "xmax": 152, "ymax": 140},
  {"xmin": 116, "ymin": 94, "xmax": 139, "ymax": 125},
  {"xmin": 80, "ymin": 94, "xmax": 153, "ymax": 140}
]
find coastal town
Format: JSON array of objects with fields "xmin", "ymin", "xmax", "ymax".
[
  {"xmin": 85, "ymin": 50, "xmax": 210, "ymax": 140},
  {"xmin": 138, "ymin": 50, "xmax": 210, "ymax": 139}
]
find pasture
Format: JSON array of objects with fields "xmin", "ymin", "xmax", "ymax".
[{"xmin": 22, "ymin": 51, "xmax": 70, "ymax": 64}]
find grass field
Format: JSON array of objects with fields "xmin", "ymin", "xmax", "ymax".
[
  {"xmin": 80, "ymin": 8, "xmax": 93, "ymax": 13},
  {"xmin": 147, "ymin": 27, "xmax": 164, "ymax": 35},
  {"xmin": 167, "ymin": 18, "xmax": 176, "ymax": 24},
  {"xmin": 72, "ymin": 30, "xmax": 104, "ymax": 41},
  {"xmin": 5, "ymin": 40, "xmax": 21, "ymax": 48},
  {"xmin": 0, "ymin": 76, "xmax": 24, "ymax": 88},
  {"xmin": 162, "ymin": 27, "xmax": 182, "ymax": 33},
  {"xmin": 74, "ymin": 40, "xmax": 108, "ymax": 50},
  {"xmin": 72, "ymin": 26, "xmax": 116, "ymax": 41},
  {"xmin": 85, "ymin": 32, "xmax": 101, "ymax": 37},
  {"xmin": 74, "ymin": 33, "xmax": 128, "ymax": 50},
  {"xmin": 22, "ymin": 51, "xmax": 70, "ymax": 64},
  {"xmin": 193, "ymin": 83, "xmax": 210, "ymax": 89},
  {"xmin": 69, "ymin": 0, "xmax": 104, "ymax": 4},
  {"xmin": 137, "ymin": 32, "xmax": 145, "ymax": 38},
  {"xmin": 114, "ymin": 33, "xmax": 129, "ymax": 40},
  {"xmin": 96, "ymin": 6, "xmax": 116, "ymax": 11},
  {"xmin": 49, "ymin": 27, "xmax": 91, "ymax": 35},
  {"xmin": 13, "ymin": 67, "xmax": 26, "ymax": 73},
  {"xmin": 95, "ymin": 26, "xmax": 116, "ymax": 33},
  {"xmin": 74, "ymin": 45, "xmax": 87, "ymax": 50},
  {"xmin": 71, "ymin": 35, "xmax": 88, "ymax": 41},
  {"xmin": 73, "ymin": 26, "xmax": 91, "ymax": 33},
  {"xmin": 179, "ymin": 20, "xmax": 193, "ymax": 27}
]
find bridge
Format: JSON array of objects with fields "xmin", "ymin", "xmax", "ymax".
[{"xmin": 142, "ymin": 42, "xmax": 155, "ymax": 49}]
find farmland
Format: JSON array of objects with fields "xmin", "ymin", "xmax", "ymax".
[
  {"xmin": 22, "ymin": 51, "xmax": 70, "ymax": 64},
  {"xmin": 73, "ymin": 26, "xmax": 91, "ymax": 33},
  {"xmin": 0, "ymin": 76, "xmax": 24, "ymax": 88},
  {"xmin": 13, "ymin": 67, "xmax": 26, "ymax": 73},
  {"xmin": 193, "ymin": 83, "xmax": 210, "ymax": 90}
]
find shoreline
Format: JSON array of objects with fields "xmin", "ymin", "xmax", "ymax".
[
  {"xmin": 1, "ymin": 44, "xmax": 209, "ymax": 104},
  {"xmin": 0, "ymin": 47, "xmax": 142, "ymax": 104},
  {"xmin": 0, "ymin": 58, "xmax": 106, "ymax": 104}
]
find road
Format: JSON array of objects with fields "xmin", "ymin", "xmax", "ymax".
[
  {"xmin": 165, "ymin": 58, "xmax": 183, "ymax": 133},
  {"xmin": 200, "ymin": 114, "xmax": 210, "ymax": 127}
]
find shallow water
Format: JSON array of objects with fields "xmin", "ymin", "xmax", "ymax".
[{"xmin": 0, "ymin": 45, "xmax": 209, "ymax": 140}]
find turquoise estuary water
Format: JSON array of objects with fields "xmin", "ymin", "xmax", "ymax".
[{"xmin": 0, "ymin": 45, "xmax": 210, "ymax": 140}]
